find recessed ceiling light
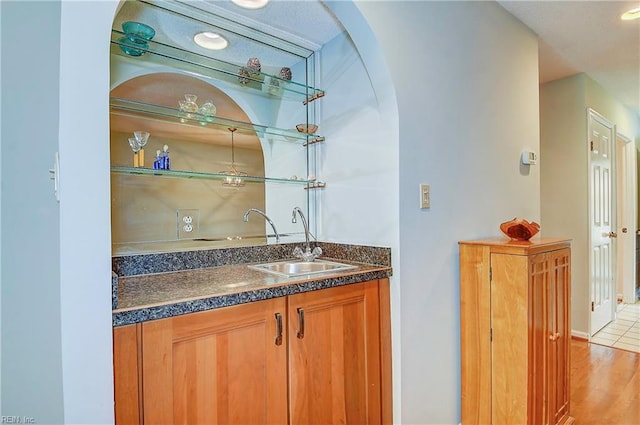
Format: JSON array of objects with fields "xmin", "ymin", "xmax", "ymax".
[
  {"xmin": 621, "ymin": 7, "xmax": 640, "ymax": 20},
  {"xmin": 193, "ymin": 32, "xmax": 229, "ymax": 50},
  {"xmin": 231, "ymin": 0, "xmax": 269, "ymax": 10}
]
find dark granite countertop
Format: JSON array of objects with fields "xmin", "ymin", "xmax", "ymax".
[{"xmin": 113, "ymin": 243, "xmax": 392, "ymax": 327}]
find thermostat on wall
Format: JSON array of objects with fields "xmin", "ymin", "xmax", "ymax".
[{"xmin": 521, "ymin": 151, "xmax": 538, "ymax": 165}]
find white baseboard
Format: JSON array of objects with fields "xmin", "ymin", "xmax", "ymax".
[{"xmin": 571, "ymin": 329, "xmax": 589, "ymax": 340}]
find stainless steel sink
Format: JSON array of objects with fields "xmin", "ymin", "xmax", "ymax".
[{"xmin": 248, "ymin": 259, "xmax": 357, "ymax": 277}]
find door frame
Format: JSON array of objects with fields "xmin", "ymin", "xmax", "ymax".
[
  {"xmin": 615, "ymin": 131, "xmax": 637, "ymax": 304},
  {"xmin": 587, "ymin": 108, "xmax": 616, "ymax": 336}
]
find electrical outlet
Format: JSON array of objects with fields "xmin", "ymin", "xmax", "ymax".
[{"xmin": 177, "ymin": 209, "xmax": 199, "ymax": 239}]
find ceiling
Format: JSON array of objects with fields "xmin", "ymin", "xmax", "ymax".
[
  {"xmin": 213, "ymin": 0, "xmax": 640, "ymax": 117},
  {"xmin": 116, "ymin": 1, "xmax": 639, "ymax": 115},
  {"xmin": 494, "ymin": 1, "xmax": 639, "ymax": 115}
]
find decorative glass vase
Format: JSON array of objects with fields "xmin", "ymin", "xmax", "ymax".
[
  {"xmin": 179, "ymin": 94, "xmax": 199, "ymax": 122},
  {"xmin": 199, "ymin": 100, "xmax": 216, "ymax": 124},
  {"xmin": 182, "ymin": 94, "xmax": 199, "ymax": 113}
]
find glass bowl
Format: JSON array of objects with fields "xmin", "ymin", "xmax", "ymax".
[
  {"xmin": 118, "ymin": 37, "xmax": 147, "ymax": 57},
  {"xmin": 122, "ymin": 21, "xmax": 156, "ymax": 43}
]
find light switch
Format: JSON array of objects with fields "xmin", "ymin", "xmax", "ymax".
[
  {"xmin": 521, "ymin": 151, "xmax": 538, "ymax": 165},
  {"xmin": 49, "ymin": 152, "xmax": 60, "ymax": 202},
  {"xmin": 420, "ymin": 183, "xmax": 430, "ymax": 209}
]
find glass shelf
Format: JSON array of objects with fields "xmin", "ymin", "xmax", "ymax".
[
  {"xmin": 110, "ymin": 97, "xmax": 325, "ymax": 145},
  {"xmin": 111, "ymin": 166, "xmax": 325, "ymax": 188},
  {"xmin": 111, "ymin": 30, "xmax": 325, "ymax": 105}
]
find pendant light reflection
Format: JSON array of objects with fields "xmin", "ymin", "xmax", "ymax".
[
  {"xmin": 231, "ymin": 0, "xmax": 269, "ymax": 9},
  {"xmin": 220, "ymin": 128, "xmax": 247, "ymax": 189},
  {"xmin": 621, "ymin": 7, "xmax": 640, "ymax": 20}
]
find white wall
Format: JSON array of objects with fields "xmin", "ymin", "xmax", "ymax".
[
  {"xmin": 58, "ymin": 1, "xmax": 116, "ymax": 423},
  {"xmin": 351, "ymin": 2, "xmax": 540, "ymax": 423},
  {"xmin": 540, "ymin": 75, "xmax": 589, "ymax": 335},
  {"xmin": 541, "ymin": 73, "xmax": 640, "ymax": 335},
  {"xmin": 318, "ymin": 26, "xmax": 399, "ymax": 249},
  {"xmin": 1, "ymin": 1, "xmax": 65, "ymax": 422}
]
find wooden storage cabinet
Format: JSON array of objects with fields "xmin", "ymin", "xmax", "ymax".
[
  {"xmin": 459, "ymin": 238, "xmax": 574, "ymax": 425},
  {"xmin": 113, "ymin": 278, "xmax": 392, "ymax": 425}
]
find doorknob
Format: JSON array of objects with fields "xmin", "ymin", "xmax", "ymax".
[
  {"xmin": 608, "ymin": 232, "xmax": 618, "ymax": 238},
  {"xmin": 622, "ymin": 228, "xmax": 628, "ymax": 233}
]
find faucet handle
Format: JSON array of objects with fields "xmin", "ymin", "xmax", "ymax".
[{"xmin": 293, "ymin": 245, "xmax": 322, "ymax": 261}]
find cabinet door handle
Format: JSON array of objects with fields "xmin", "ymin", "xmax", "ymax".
[
  {"xmin": 296, "ymin": 308, "xmax": 305, "ymax": 339},
  {"xmin": 275, "ymin": 313, "xmax": 283, "ymax": 346},
  {"xmin": 549, "ymin": 332, "xmax": 561, "ymax": 341}
]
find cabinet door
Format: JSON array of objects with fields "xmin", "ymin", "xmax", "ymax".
[
  {"xmin": 547, "ymin": 248, "xmax": 571, "ymax": 425},
  {"xmin": 141, "ymin": 297, "xmax": 288, "ymax": 425},
  {"xmin": 113, "ymin": 324, "xmax": 142, "ymax": 425},
  {"xmin": 491, "ymin": 252, "xmax": 530, "ymax": 425},
  {"xmin": 288, "ymin": 280, "xmax": 382, "ymax": 425},
  {"xmin": 529, "ymin": 252, "xmax": 552, "ymax": 425},
  {"xmin": 529, "ymin": 248, "xmax": 572, "ymax": 425},
  {"xmin": 459, "ymin": 244, "xmax": 492, "ymax": 425}
]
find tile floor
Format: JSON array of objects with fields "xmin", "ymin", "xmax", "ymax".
[{"xmin": 591, "ymin": 301, "xmax": 640, "ymax": 354}]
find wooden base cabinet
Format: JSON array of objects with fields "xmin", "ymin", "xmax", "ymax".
[
  {"xmin": 113, "ymin": 278, "xmax": 392, "ymax": 425},
  {"xmin": 459, "ymin": 238, "xmax": 574, "ymax": 425}
]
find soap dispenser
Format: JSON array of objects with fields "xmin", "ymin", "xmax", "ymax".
[
  {"xmin": 153, "ymin": 150, "xmax": 161, "ymax": 170},
  {"xmin": 162, "ymin": 144, "xmax": 170, "ymax": 170}
]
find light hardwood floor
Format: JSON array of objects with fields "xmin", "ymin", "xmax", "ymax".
[{"xmin": 571, "ymin": 338, "xmax": 640, "ymax": 424}]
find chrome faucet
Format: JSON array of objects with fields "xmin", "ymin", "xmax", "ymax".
[
  {"xmin": 292, "ymin": 207, "xmax": 322, "ymax": 261},
  {"xmin": 243, "ymin": 208, "xmax": 280, "ymax": 242}
]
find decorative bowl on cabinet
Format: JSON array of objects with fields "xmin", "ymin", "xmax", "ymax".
[{"xmin": 500, "ymin": 217, "xmax": 540, "ymax": 241}]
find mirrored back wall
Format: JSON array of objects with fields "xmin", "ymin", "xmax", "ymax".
[
  {"xmin": 110, "ymin": 74, "xmax": 312, "ymax": 256},
  {"xmin": 110, "ymin": 0, "xmax": 322, "ymax": 256}
]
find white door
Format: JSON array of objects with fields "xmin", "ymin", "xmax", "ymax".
[
  {"xmin": 616, "ymin": 132, "xmax": 637, "ymax": 304},
  {"xmin": 588, "ymin": 109, "xmax": 615, "ymax": 336}
]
